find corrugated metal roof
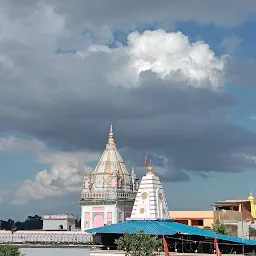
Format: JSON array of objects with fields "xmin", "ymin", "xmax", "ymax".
[
  {"xmin": 86, "ymin": 220, "xmax": 177, "ymax": 235},
  {"xmin": 86, "ymin": 220, "xmax": 256, "ymax": 245}
]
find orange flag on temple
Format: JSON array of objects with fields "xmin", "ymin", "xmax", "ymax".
[
  {"xmin": 242, "ymin": 205, "xmax": 255, "ymax": 224},
  {"xmin": 143, "ymin": 153, "xmax": 148, "ymax": 166},
  {"xmin": 214, "ymin": 235, "xmax": 222, "ymax": 256},
  {"xmin": 163, "ymin": 235, "xmax": 169, "ymax": 256}
]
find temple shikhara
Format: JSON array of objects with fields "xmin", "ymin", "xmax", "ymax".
[
  {"xmin": 130, "ymin": 160, "xmax": 169, "ymax": 220},
  {"xmin": 79, "ymin": 125, "xmax": 139, "ymax": 230}
]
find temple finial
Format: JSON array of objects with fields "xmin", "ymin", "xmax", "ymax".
[
  {"xmin": 131, "ymin": 167, "xmax": 136, "ymax": 176},
  {"xmin": 147, "ymin": 159, "xmax": 153, "ymax": 173},
  {"xmin": 249, "ymin": 190, "xmax": 254, "ymax": 201},
  {"xmin": 108, "ymin": 124, "xmax": 115, "ymax": 144}
]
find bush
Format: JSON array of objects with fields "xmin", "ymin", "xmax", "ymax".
[
  {"xmin": 115, "ymin": 230, "xmax": 162, "ymax": 256},
  {"xmin": 0, "ymin": 244, "xmax": 22, "ymax": 256}
]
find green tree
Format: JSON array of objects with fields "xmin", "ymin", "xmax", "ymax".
[
  {"xmin": 0, "ymin": 244, "xmax": 22, "ymax": 256},
  {"xmin": 115, "ymin": 230, "xmax": 162, "ymax": 256},
  {"xmin": 203, "ymin": 221, "xmax": 228, "ymax": 235},
  {"xmin": 206, "ymin": 220, "xmax": 227, "ymax": 235}
]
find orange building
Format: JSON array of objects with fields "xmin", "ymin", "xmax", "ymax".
[
  {"xmin": 169, "ymin": 210, "xmax": 214, "ymax": 228},
  {"xmin": 169, "ymin": 192, "xmax": 256, "ymax": 229}
]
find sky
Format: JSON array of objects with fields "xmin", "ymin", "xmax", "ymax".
[{"xmin": 1, "ymin": 0, "xmax": 256, "ymax": 221}]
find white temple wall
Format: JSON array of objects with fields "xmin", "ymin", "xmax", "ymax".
[
  {"xmin": 43, "ymin": 219, "xmax": 75, "ymax": 231},
  {"xmin": 0, "ymin": 230, "xmax": 92, "ymax": 244}
]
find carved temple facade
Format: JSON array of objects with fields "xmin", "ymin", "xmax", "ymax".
[{"xmin": 79, "ymin": 125, "xmax": 139, "ymax": 230}]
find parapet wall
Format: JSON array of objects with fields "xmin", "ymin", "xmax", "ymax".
[{"xmin": 0, "ymin": 230, "xmax": 93, "ymax": 244}]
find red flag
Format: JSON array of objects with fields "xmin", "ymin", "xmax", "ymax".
[
  {"xmin": 163, "ymin": 235, "xmax": 169, "ymax": 256},
  {"xmin": 214, "ymin": 235, "xmax": 222, "ymax": 256},
  {"xmin": 214, "ymin": 235, "xmax": 218, "ymax": 249},
  {"xmin": 143, "ymin": 153, "xmax": 148, "ymax": 166},
  {"xmin": 242, "ymin": 205, "xmax": 255, "ymax": 224}
]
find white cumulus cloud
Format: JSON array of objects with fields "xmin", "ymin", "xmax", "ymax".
[
  {"xmin": 79, "ymin": 29, "xmax": 227, "ymax": 90},
  {"xmin": 13, "ymin": 151, "xmax": 100, "ymax": 204}
]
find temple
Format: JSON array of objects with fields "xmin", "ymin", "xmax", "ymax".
[
  {"xmin": 79, "ymin": 125, "xmax": 139, "ymax": 230},
  {"xmin": 248, "ymin": 191, "xmax": 256, "ymax": 218},
  {"xmin": 130, "ymin": 160, "xmax": 169, "ymax": 220}
]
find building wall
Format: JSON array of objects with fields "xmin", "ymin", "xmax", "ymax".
[
  {"xmin": 214, "ymin": 210, "xmax": 242, "ymax": 222},
  {"xmin": 0, "ymin": 230, "xmax": 92, "ymax": 243},
  {"xmin": 43, "ymin": 219, "xmax": 69, "ymax": 231},
  {"xmin": 237, "ymin": 221, "xmax": 256, "ymax": 239},
  {"xmin": 169, "ymin": 210, "xmax": 214, "ymax": 228},
  {"xmin": 81, "ymin": 204, "xmax": 118, "ymax": 231},
  {"xmin": 81, "ymin": 204, "xmax": 133, "ymax": 231},
  {"xmin": 67, "ymin": 219, "xmax": 76, "ymax": 231}
]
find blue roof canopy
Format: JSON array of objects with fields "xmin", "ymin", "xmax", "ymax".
[{"xmin": 86, "ymin": 220, "xmax": 256, "ymax": 246}]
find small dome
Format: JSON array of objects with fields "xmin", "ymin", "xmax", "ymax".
[{"xmin": 248, "ymin": 191, "xmax": 254, "ymax": 201}]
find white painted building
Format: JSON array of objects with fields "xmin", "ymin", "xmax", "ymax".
[
  {"xmin": 79, "ymin": 125, "xmax": 139, "ymax": 231},
  {"xmin": 43, "ymin": 214, "xmax": 76, "ymax": 231},
  {"xmin": 130, "ymin": 160, "xmax": 169, "ymax": 220}
]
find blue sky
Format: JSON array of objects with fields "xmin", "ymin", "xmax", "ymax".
[{"xmin": 1, "ymin": 1, "xmax": 256, "ymax": 221}]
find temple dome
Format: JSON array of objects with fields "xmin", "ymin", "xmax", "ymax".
[
  {"xmin": 248, "ymin": 191, "xmax": 254, "ymax": 202},
  {"xmin": 82, "ymin": 125, "xmax": 138, "ymax": 192}
]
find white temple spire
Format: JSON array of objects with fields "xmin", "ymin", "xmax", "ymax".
[
  {"xmin": 108, "ymin": 124, "xmax": 114, "ymax": 144},
  {"xmin": 130, "ymin": 161, "xmax": 169, "ymax": 220}
]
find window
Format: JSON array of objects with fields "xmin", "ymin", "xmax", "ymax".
[
  {"xmin": 197, "ymin": 220, "xmax": 204, "ymax": 226},
  {"xmin": 191, "ymin": 219, "xmax": 204, "ymax": 226}
]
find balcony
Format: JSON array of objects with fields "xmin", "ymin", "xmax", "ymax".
[{"xmin": 80, "ymin": 190, "xmax": 137, "ymax": 203}]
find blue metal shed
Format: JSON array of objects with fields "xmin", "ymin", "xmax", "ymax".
[{"xmin": 86, "ymin": 220, "xmax": 256, "ymax": 245}]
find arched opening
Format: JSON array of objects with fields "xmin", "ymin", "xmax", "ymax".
[
  {"xmin": 59, "ymin": 225, "xmax": 63, "ymax": 230},
  {"xmin": 93, "ymin": 214, "xmax": 104, "ymax": 228}
]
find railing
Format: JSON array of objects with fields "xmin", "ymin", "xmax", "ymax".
[
  {"xmin": 81, "ymin": 190, "xmax": 137, "ymax": 201},
  {"xmin": 0, "ymin": 231, "xmax": 93, "ymax": 244}
]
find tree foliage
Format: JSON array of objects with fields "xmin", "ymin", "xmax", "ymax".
[
  {"xmin": 115, "ymin": 230, "xmax": 162, "ymax": 256},
  {"xmin": 203, "ymin": 220, "xmax": 227, "ymax": 235},
  {"xmin": 0, "ymin": 244, "xmax": 22, "ymax": 256},
  {"xmin": 0, "ymin": 215, "xmax": 81, "ymax": 231},
  {"xmin": 212, "ymin": 220, "xmax": 227, "ymax": 235},
  {"xmin": 0, "ymin": 215, "xmax": 42, "ymax": 231}
]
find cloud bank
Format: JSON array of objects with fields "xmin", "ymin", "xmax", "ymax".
[{"xmin": 0, "ymin": 1, "xmax": 255, "ymax": 204}]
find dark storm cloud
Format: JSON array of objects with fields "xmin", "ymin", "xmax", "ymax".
[
  {"xmin": 2, "ymin": 0, "xmax": 256, "ymax": 35},
  {"xmin": 0, "ymin": 41, "xmax": 255, "ymax": 182},
  {"xmin": 45, "ymin": 0, "xmax": 256, "ymax": 29},
  {"xmin": 0, "ymin": 0, "xmax": 256, "ymax": 184}
]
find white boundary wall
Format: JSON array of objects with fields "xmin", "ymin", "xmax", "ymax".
[{"xmin": 0, "ymin": 231, "xmax": 93, "ymax": 243}]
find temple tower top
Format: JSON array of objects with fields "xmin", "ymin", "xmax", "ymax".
[
  {"xmin": 130, "ymin": 161, "xmax": 169, "ymax": 220},
  {"xmin": 80, "ymin": 125, "xmax": 139, "ymax": 200}
]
